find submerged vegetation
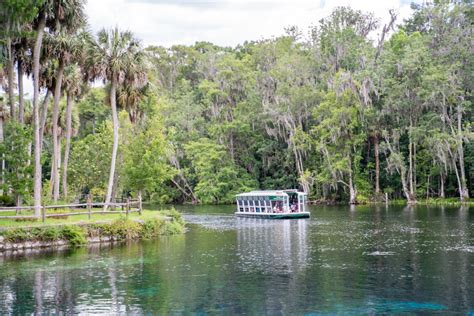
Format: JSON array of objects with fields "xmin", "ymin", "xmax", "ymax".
[{"xmin": 0, "ymin": 1, "xmax": 472, "ymax": 209}]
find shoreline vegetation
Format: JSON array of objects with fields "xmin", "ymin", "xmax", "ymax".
[
  {"xmin": 0, "ymin": 1, "xmax": 472, "ymax": 214},
  {"xmin": 0, "ymin": 209, "xmax": 185, "ymax": 254},
  {"xmin": 308, "ymin": 197, "xmax": 472, "ymax": 207}
]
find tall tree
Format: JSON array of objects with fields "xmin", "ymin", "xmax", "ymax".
[
  {"xmin": 312, "ymin": 73, "xmax": 365, "ymax": 204},
  {"xmin": 45, "ymin": 33, "xmax": 81, "ymax": 201},
  {"xmin": 61, "ymin": 64, "xmax": 82, "ymax": 199},
  {"xmin": 44, "ymin": 2, "xmax": 85, "ymax": 201},
  {"xmin": 30, "ymin": 0, "xmax": 86, "ymax": 216},
  {"xmin": 14, "ymin": 37, "xmax": 30, "ymax": 123},
  {"xmin": 0, "ymin": 0, "xmax": 40, "ymax": 121},
  {"xmin": 86, "ymin": 28, "xmax": 146, "ymax": 210}
]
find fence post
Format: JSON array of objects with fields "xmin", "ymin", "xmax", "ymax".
[
  {"xmin": 87, "ymin": 194, "xmax": 92, "ymax": 220},
  {"xmin": 138, "ymin": 191, "xmax": 142, "ymax": 216},
  {"xmin": 42, "ymin": 204, "xmax": 46, "ymax": 223},
  {"xmin": 126, "ymin": 197, "xmax": 130, "ymax": 219}
]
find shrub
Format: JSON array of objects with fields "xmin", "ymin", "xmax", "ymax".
[
  {"xmin": 3, "ymin": 228, "xmax": 29, "ymax": 242},
  {"xmin": 161, "ymin": 208, "xmax": 185, "ymax": 226},
  {"xmin": 107, "ymin": 219, "xmax": 142, "ymax": 240},
  {"xmin": 0, "ymin": 195, "xmax": 15, "ymax": 206},
  {"xmin": 61, "ymin": 226, "xmax": 87, "ymax": 246},
  {"xmin": 38, "ymin": 227, "xmax": 62, "ymax": 242},
  {"xmin": 87, "ymin": 224, "xmax": 109, "ymax": 238},
  {"xmin": 161, "ymin": 220, "xmax": 185, "ymax": 235},
  {"xmin": 141, "ymin": 218, "xmax": 165, "ymax": 239}
]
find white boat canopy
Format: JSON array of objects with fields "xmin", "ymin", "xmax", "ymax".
[
  {"xmin": 236, "ymin": 190, "xmax": 290, "ymax": 197},
  {"xmin": 235, "ymin": 190, "xmax": 308, "ymax": 215}
]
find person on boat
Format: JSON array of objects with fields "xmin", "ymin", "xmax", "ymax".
[{"xmin": 290, "ymin": 204, "xmax": 297, "ymax": 212}]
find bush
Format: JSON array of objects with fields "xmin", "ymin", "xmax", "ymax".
[
  {"xmin": 107, "ymin": 219, "xmax": 142, "ymax": 240},
  {"xmin": 38, "ymin": 227, "xmax": 62, "ymax": 242},
  {"xmin": 87, "ymin": 224, "xmax": 109, "ymax": 238},
  {"xmin": 161, "ymin": 208, "xmax": 185, "ymax": 226},
  {"xmin": 0, "ymin": 195, "xmax": 15, "ymax": 207},
  {"xmin": 141, "ymin": 218, "xmax": 165, "ymax": 239},
  {"xmin": 161, "ymin": 220, "xmax": 185, "ymax": 235},
  {"xmin": 3, "ymin": 228, "xmax": 29, "ymax": 242},
  {"xmin": 61, "ymin": 226, "xmax": 87, "ymax": 246}
]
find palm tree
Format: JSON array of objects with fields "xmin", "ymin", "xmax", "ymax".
[
  {"xmin": 45, "ymin": 30, "xmax": 83, "ymax": 201},
  {"xmin": 117, "ymin": 83, "xmax": 149, "ymax": 124},
  {"xmin": 14, "ymin": 36, "xmax": 30, "ymax": 124},
  {"xmin": 0, "ymin": 0, "xmax": 41, "ymax": 121},
  {"xmin": 86, "ymin": 28, "xmax": 146, "ymax": 210},
  {"xmin": 30, "ymin": 0, "xmax": 85, "ymax": 213},
  {"xmin": 61, "ymin": 64, "xmax": 82, "ymax": 199}
]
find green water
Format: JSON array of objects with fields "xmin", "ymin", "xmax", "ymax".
[{"xmin": 0, "ymin": 205, "xmax": 473, "ymax": 314}]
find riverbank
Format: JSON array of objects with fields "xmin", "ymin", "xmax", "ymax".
[
  {"xmin": 0, "ymin": 209, "xmax": 174, "ymax": 229},
  {"xmin": 0, "ymin": 209, "xmax": 185, "ymax": 254},
  {"xmin": 387, "ymin": 198, "xmax": 472, "ymax": 206},
  {"xmin": 308, "ymin": 197, "xmax": 472, "ymax": 207}
]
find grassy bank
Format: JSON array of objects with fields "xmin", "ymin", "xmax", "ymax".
[
  {"xmin": 0, "ymin": 209, "xmax": 177, "ymax": 229},
  {"xmin": 0, "ymin": 209, "xmax": 185, "ymax": 248}
]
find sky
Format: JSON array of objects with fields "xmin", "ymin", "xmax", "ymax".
[
  {"xmin": 19, "ymin": 0, "xmax": 417, "ymax": 97},
  {"xmin": 85, "ymin": 0, "xmax": 417, "ymax": 47}
]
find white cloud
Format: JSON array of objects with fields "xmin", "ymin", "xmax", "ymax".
[
  {"xmin": 85, "ymin": 0, "xmax": 416, "ymax": 47},
  {"xmin": 19, "ymin": 0, "xmax": 416, "ymax": 98}
]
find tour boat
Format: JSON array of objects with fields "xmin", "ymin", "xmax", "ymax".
[{"xmin": 235, "ymin": 190, "xmax": 310, "ymax": 219}]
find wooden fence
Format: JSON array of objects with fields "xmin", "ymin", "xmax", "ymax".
[{"xmin": 0, "ymin": 194, "xmax": 143, "ymax": 223}]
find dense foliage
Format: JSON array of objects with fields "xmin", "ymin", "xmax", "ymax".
[{"xmin": 0, "ymin": 1, "xmax": 472, "ymax": 206}]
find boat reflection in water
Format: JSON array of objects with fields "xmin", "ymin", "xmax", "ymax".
[{"xmin": 236, "ymin": 217, "xmax": 310, "ymax": 274}]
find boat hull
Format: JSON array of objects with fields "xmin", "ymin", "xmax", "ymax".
[{"xmin": 235, "ymin": 212, "xmax": 310, "ymax": 219}]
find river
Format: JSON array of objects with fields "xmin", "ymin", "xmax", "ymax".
[{"xmin": 0, "ymin": 204, "xmax": 472, "ymax": 314}]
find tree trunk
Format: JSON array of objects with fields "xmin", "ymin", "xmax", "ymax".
[
  {"xmin": 111, "ymin": 157, "xmax": 121, "ymax": 210},
  {"xmin": 17, "ymin": 60, "xmax": 24, "ymax": 123},
  {"xmin": 401, "ymin": 168, "xmax": 416, "ymax": 204},
  {"xmin": 33, "ymin": 14, "xmax": 46, "ymax": 218},
  {"xmin": 456, "ymin": 103, "xmax": 469, "ymax": 201},
  {"xmin": 39, "ymin": 89, "xmax": 51, "ymax": 148},
  {"xmin": 62, "ymin": 93, "xmax": 73, "ymax": 200},
  {"xmin": 408, "ymin": 121, "xmax": 414, "ymax": 197},
  {"xmin": 0, "ymin": 110, "xmax": 4, "ymax": 192},
  {"xmin": 413, "ymin": 142, "xmax": 417, "ymax": 193},
  {"xmin": 16, "ymin": 195, "xmax": 22, "ymax": 208},
  {"xmin": 7, "ymin": 36, "xmax": 15, "ymax": 120},
  {"xmin": 49, "ymin": 154, "xmax": 55, "ymax": 197},
  {"xmin": 426, "ymin": 174, "xmax": 430, "ymax": 199},
  {"xmin": 439, "ymin": 174, "xmax": 445, "ymax": 198},
  {"xmin": 51, "ymin": 60, "xmax": 65, "ymax": 201},
  {"xmin": 104, "ymin": 78, "xmax": 119, "ymax": 211},
  {"xmin": 293, "ymin": 145, "xmax": 308, "ymax": 193},
  {"xmin": 374, "ymin": 135, "xmax": 380, "ymax": 194},
  {"xmin": 348, "ymin": 159, "xmax": 357, "ymax": 204},
  {"xmin": 349, "ymin": 175, "xmax": 357, "ymax": 204}
]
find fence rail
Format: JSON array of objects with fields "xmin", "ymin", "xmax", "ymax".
[{"xmin": 0, "ymin": 194, "xmax": 143, "ymax": 222}]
